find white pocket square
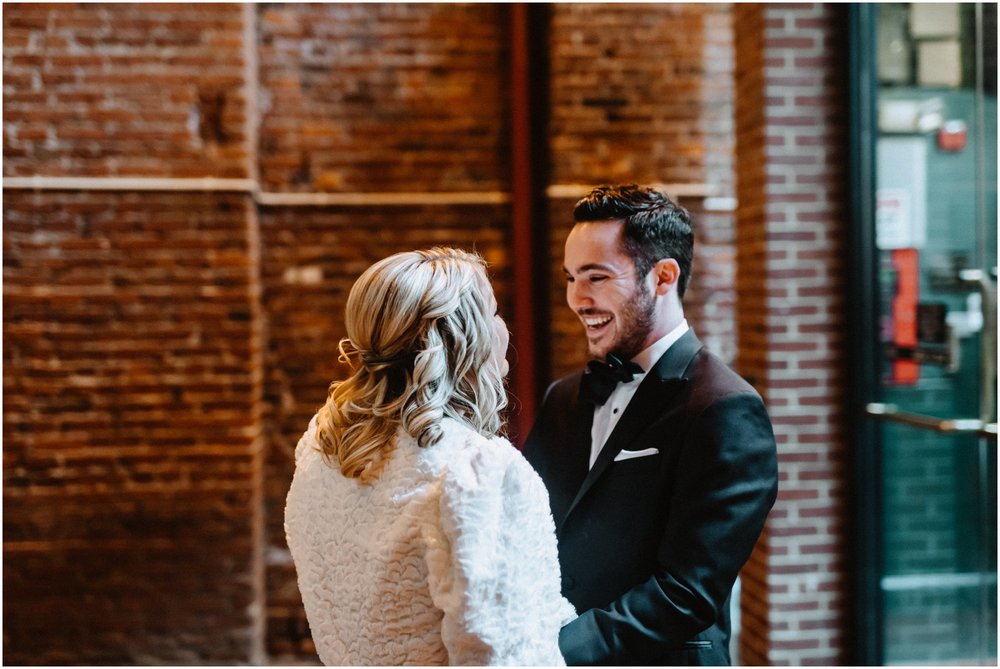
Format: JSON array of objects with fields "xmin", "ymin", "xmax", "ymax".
[{"xmin": 613, "ymin": 447, "xmax": 660, "ymax": 462}]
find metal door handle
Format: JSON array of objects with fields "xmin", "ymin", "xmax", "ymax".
[
  {"xmin": 959, "ymin": 269, "xmax": 997, "ymax": 424},
  {"xmin": 866, "ymin": 403, "xmax": 998, "ymax": 439}
]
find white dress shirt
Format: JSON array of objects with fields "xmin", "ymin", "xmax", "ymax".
[{"xmin": 589, "ymin": 319, "xmax": 689, "ymax": 469}]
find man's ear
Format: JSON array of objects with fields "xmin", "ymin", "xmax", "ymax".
[{"xmin": 653, "ymin": 258, "xmax": 680, "ymax": 296}]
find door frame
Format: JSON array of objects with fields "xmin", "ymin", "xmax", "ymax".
[
  {"xmin": 846, "ymin": 4, "xmax": 884, "ymax": 665},
  {"xmin": 847, "ymin": 4, "xmax": 998, "ymax": 664}
]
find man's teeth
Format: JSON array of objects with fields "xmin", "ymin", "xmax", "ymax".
[{"xmin": 583, "ymin": 315, "xmax": 612, "ymax": 328}]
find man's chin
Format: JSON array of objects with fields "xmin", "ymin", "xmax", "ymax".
[{"xmin": 586, "ymin": 341, "xmax": 610, "ymax": 360}]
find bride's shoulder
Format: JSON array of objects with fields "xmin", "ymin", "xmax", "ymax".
[
  {"xmin": 430, "ymin": 418, "xmax": 523, "ymax": 477},
  {"xmin": 423, "ymin": 422, "xmax": 549, "ymax": 543},
  {"xmin": 437, "ymin": 417, "xmax": 516, "ymax": 458},
  {"xmin": 433, "ymin": 419, "xmax": 541, "ymax": 493}
]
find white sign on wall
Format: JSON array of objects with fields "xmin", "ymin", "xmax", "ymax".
[
  {"xmin": 876, "ymin": 136, "xmax": 928, "ymax": 249},
  {"xmin": 876, "ymin": 188, "xmax": 913, "ymax": 249}
]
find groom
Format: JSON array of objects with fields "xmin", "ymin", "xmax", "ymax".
[{"xmin": 524, "ymin": 184, "xmax": 778, "ymax": 665}]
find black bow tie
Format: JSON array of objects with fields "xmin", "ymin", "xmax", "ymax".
[{"xmin": 578, "ymin": 354, "xmax": 644, "ymax": 406}]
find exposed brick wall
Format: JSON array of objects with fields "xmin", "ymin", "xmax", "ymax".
[
  {"xmin": 2, "ymin": 192, "xmax": 265, "ymax": 664},
  {"xmin": 547, "ymin": 3, "xmax": 737, "ymax": 380},
  {"xmin": 734, "ymin": 4, "xmax": 850, "ymax": 664},
  {"xmin": 2, "ymin": 3, "xmax": 251, "ymax": 178},
  {"xmin": 3, "ymin": 2, "xmax": 857, "ymax": 665},
  {"xmin": 259, "ymin": 205, "xmax": 512, "ymax": 659},
  {"xmin": 549, "ymin": 3, "xmax": 729, "ymax": 186},
  {"xmin": 257, "ymin": 3, "xmax": 508, "ymax": 193},
  {"xmin": 2, "ymin": 3, "xmax": 265, "ymax": 663},
  {"xmin": 684, "ymin": 201, "xmax": 738, "ymax": 365}
]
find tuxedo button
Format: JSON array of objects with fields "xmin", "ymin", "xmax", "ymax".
[{"xmin": 561, "ymin": 576, "xmax": 576, "ymax": 591}]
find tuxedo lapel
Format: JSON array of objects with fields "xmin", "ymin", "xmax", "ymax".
[
  {"xmin": 559, "ymin": 330, "xmax": 704, "ymax": 530},
  {"xmin": 650, "ymin": 329, "xmax": 703, "ymax": 381}
]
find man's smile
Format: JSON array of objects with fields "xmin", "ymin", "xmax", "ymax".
[{"xmin": 581, "ymin": 313, "xmax": 613, "ymax": 333}]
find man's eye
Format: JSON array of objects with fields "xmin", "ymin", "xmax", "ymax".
[
  {"xmin": 565, "ymin": 276, "xmax": 575, "ymax": 283},
  {"xmin": 589, "ymin": 275, "xmax": 608, "ymax": 283}
]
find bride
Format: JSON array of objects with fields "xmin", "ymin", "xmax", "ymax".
[{"xmin": 284, "ymin": 247, "xmax": 575, "ymax": 665}]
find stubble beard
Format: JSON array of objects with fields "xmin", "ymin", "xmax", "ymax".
[{"xmin": 590, "ymin": 281, "xmax": 657, "ymax": 361}]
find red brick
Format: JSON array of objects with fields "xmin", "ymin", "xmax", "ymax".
[{"xmin": 3, "ymin": 191, "xmax": 265, "ymax": 664}]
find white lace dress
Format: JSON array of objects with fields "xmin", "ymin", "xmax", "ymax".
[{"xmin": 284, "ymin": 416, "xmax": 576, "ymax": 666}]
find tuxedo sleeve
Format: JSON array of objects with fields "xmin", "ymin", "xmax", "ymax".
[
  {"xmin": 522, "ymin": 380, "xmax": 558, "ymax": 468},
  {"xmin": 558, "ymin": 392, "xmax": 778, "ymax": 665}
]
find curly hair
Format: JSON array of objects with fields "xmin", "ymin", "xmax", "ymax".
[
  {"xmin": 315, "ymin": 248, "xmax": 507, "ymax": 483},
  {"xmin": 573, "ymin": 183, "xmax": 694, "ymax": 298}
]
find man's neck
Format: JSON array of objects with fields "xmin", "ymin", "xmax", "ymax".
[
  {"xmin": 637, "ymin": 309, "xmax": 685, "ymax": 353},
  {"xmin": 630, "ymin": 318, "xmax": 689, "ymax": 368}
]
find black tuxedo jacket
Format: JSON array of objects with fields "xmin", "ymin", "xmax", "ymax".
[{"xmin": 524, "ymin": 330, "xmax": 778, "ymax": 666}]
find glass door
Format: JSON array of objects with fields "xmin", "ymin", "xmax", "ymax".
[{"xmin": 865, "ymin": 3, "xmax": 997, "ymax": 664}]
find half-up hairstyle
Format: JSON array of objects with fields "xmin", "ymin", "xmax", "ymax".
[{"xmin": 316, "ymin": 247, "xmax": 507, "ymax": 483}]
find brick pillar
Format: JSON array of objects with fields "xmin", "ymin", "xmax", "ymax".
[{"xmin": 734, "ymin": 4, "xmax": 850, "ymax": 664}]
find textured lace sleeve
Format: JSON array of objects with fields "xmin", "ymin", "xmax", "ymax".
[{"xmin": 422, "ymin": 440, "xmax": 575, "ymax": 666}]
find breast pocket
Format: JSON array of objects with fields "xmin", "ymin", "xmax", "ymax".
[
  {"xmin": 610, "ymin": 448, "xmax": 663, "ymax": 475},
  {"xmin": 607, "ymin": 450, "xmax": 664, "ymax": 493},
  {"xmin": 613, "ymin": 447, "xmax": 660, "ymax": 462}
]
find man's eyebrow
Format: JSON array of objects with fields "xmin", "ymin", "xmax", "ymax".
[{"xmin": 564, "ymin": 263, "xmax": 618, "ymax": 274}]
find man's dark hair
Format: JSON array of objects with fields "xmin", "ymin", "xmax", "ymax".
[{"xmin": 573, "ymin": 184, "xmax": 694, "ymax": 298}]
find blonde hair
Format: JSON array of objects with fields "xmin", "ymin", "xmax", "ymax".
[{"xmin": 316, "ymin": 247, "xmax": 507, "ymax": 483}]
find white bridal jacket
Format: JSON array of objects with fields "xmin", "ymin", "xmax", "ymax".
[{"xmin": 284, "ymin": 415, "xmax": 576, "ymax": 666}]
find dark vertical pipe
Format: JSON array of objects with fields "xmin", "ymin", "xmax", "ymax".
[{"xmin": 508, "ymin": 3, "xmax": 550, "ymax": 445}]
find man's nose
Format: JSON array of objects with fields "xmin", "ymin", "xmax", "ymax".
[{"xmin": 567, "ymin": 280, "xmax": 591, "ymax": 310}]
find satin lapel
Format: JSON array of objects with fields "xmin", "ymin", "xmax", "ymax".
[{"xmin": 560, "ymin": 330, "xmax": 704, "ymax": 528}]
